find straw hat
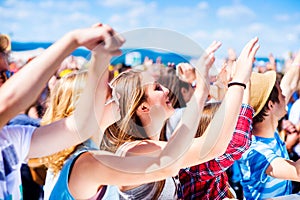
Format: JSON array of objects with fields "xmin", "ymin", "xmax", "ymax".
[
  {"xmin": 0, "ymin": 34, "xmax": 11, "ymax": 52},
  {"xmin": 250, "ymin": 71, "xmax": 277, "ymax": 117}
]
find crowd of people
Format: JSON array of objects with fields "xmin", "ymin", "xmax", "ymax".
[{"xmin": 0, "ymin": 22, "xmax": 300, "ymax": 200}]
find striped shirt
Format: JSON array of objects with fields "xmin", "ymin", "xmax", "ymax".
[{"xmin": 237, "ymin": 131, "xmax": 292, "ymax": 199}]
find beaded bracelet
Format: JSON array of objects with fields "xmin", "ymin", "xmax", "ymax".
[{"xmin": 228, "ymin": 82, "xmax": 246, "ymax": 89}]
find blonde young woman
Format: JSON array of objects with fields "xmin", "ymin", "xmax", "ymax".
[
  {"xmin": 41, "ymin": 71, "xmax": 87, "ymax": 199},
  {"xmin": 101, "ymin": 39, "xmax": 257, "ymax": 199},
  {"xmin": 46, "ymin": 38, "xmax": 258, "ymax": 199},
  {"xmin": 46, "ymin": 40, "xmax": 218, "ymax": 199},
  {"xmin": 43, "ymin": 38, "xmax": 216, "ymax": 198}
]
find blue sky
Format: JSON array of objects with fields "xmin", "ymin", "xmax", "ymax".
[{"xmin": 1, "ymin": 0, "xmax": 300, "ymax": 58}]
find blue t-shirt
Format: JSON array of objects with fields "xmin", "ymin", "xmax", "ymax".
[
  {"xmin": 237, "ymin": 131, "xmax": 292, "ymax": 199},
  {"xmin": 7, "ymin": 114, "xmax": 40, "ymax": 127}
]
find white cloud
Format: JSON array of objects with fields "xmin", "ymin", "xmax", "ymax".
[
  {"xmin": 197, "ymin": 1, "xmax": 209, "ymax": 10},
  {"xmin": 39, "ymin": 1, "xmax": 89, "ymax": 11},
  {"xmin": 39, "ymin": 1, "xmax": 55, "ymax": 9},
  {"xmin": 107, "ymin": 1, "xmax": 157, "ymax": 30},
  {"xmin": 295, "ymin": 24, "xmax": 300, "ymax": 32},
  {"xmin": 104, "ymin": 0, "xmax": 208, "ymax": 33},
  {"xmin": 247, "ymin": 23, "xmax": 265, "ymax": 33},
  {"xmin": 212, "ymin": 29, "xmax": 234, "ymax": 40},
  {"xmin": 0, "ymin": 6, "xmax": 30, "ymax": 19},
  {"xmin": 3, "ymin": 0, "xmax": 18, "ymax": 6},
  {"xmin": 98, "ymin": 0, "xmax": 143, "ymax": 8},
  {"xmin": 274, "ymin": 14, "xmax": 290, "ymax": 22},
  {"xmin": 217, "ymin": 4, "xmax": 255, "ymax": 21},
  {"xmin": 190, "ymin": 30, "xmax": 209, "ymax": 40},
  {"xmin": 1, "ymin": 0, "xmax": 299, "ymax": 58},
  {"xmin": 286, "ymin": 33, "xmax": 297, "ymax": 41},
  {"xmin": 109, "ymin": 14, "xmax": 123, "ymax": 24}
]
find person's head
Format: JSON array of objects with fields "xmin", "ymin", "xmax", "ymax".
[
  {"xmin": 103, "ymin": 69, "xmax": 175, "ymax": 151},
  {"xmin": 250, "ymin": 71, "xmax": 286, "ymax": 125},
  {"xmin": 0, "ymin": 34, "xmax": 11, "ymax": 72},
  {"xmin": 196, "ymin": 102, "xmax": 221, "ymax": 137},
  {"xmin": 0, "ymin": 36, "xmax": 10, "ymax": 87},
  {"xmin": 158, "ymin": 68, "xmax": 194, "ymax": 108}
]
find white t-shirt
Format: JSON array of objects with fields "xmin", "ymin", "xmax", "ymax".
[
  {"xmin": 288, "ymin": 99, "xmax": 300, "ymax": 156},
  {"xmin": 166, "ymin": 108, "xmax": 184, "ymax": 140},
  {"xmin": 289, "ymin": 99, "xmax": 300, "ymax": 125},
  {"xmin": 0, "ymin": 125, "xmax": 35, "ymax": 199},
  {"xmin": 116, "ymin": 142, "xmax": 178, "ymax": 200},
  {"xmin": 44, "ymin": 169, "xmax": 58, "ymax": 200}
]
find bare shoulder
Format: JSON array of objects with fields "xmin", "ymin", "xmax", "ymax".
[
  {"xmin": 123, "ymin": 140, "xmax": 166, "ymax": 156},
  {"xmin": 68, "ymin": 151, "xmax": 106, "ymax": 198}
]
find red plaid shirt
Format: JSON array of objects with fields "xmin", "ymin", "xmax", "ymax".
[{"xmin": 178, "ymin": 104, "xmax": 253, "ymax": 200}]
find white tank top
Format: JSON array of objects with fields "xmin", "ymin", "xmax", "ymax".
[{"xmin": 116, "ymin": 141, "xmax": 178, "ymax": 199}]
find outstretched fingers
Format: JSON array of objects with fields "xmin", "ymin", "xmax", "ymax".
[
  {"xmin": 205, "ymin": 41, "xmax": 222, "ymax": 57},
  {"xmin": 233, "ymin": 37, "xmax": 259, "ymax": 83},
  {"xmin": 241, "ymin": 37, "xmax": 259, "ymax": 58},
  {"xmin": 196, "ymin": 41, "xmax": 221, "ymax": 70}
]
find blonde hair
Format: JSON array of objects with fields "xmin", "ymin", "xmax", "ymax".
[
  {"xmin": 102, "ymin": 69, "xmax": 166, "ymax": 199},
  {"xmin": 102, "ymin": 69, "xmax": 148, "ymax": 152},
  {"xmin": 39, "ymin": 70, "xmax": 87, "ymax": 176}
]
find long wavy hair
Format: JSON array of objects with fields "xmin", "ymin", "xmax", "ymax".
[
  {"xmin": 39, "ymin": 70, "xmax": 87, "ymax": 176},
  {"xmin": 101, "ymin": 70, "xmax": 148, "ymax": 152},
  {"xmin": 101, "ymin": 69, "xmax": 166, "ymax": 199}
]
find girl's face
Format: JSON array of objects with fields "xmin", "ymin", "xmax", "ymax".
[{"xmin": 141, "ymin": 72, "xmax": 175, "ymax": 119}]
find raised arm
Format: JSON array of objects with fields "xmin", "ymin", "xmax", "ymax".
[
  {"xmin": 0, "ymin": 23, "xmax": 120, "ymax": 128},
  {"xmin": 280, "ymin": 50, "xmax": 300, "ymax": 104},
  {"xmin": 186, "ymin": 104, "xmax": 253, "ymax": 181},
  {"xmin": 69, "ymin": 41, "xmax": 220, "ymax": 191},
  {"xmin": 69, "ymin": 38, "xmax": 258, "ymax": 191},
  {"xmin": 28, "ymin": 24, "xmax": 125, "ymax": 158},
  {"xmin": 179, "ymin": 37, "xmax": 258, "ymax": 166}
]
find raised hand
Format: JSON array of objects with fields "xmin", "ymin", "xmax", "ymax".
[
  {"xmin": 194, "ymin": 41, "xmax": 222, "ymax": 93},
  {"xmin": 196, "ymin": 41, "xmax": 222, "ymax": 74},
  {"xmin": 232, "ymin": 37, "xmax": 259, "ymax": 84},
  {"xmin": 176, "ymin": 62, "xmax": 196, "ymax": 84},
  {"xmin": 282, "ymin": 120, "xmax": 298, "ymax": 134},
  {"xmin": 72, "ymin": 23, "xmax": 125, "ymax": 56}
]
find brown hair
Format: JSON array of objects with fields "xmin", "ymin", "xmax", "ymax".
[
  {"xmin": 158, "ymin": 68, "xmax": 190, "ymax": 108},
  {"xmin": 196, "ymin": 102, "xmax": 221, "ymax": 137},
  {"xmin": 101, "ymin": 70, "xmax": 149, "ymax": 152},
  {"xmin": 101, "ymin": 69, "xmax": 166, "ymax": 198}
]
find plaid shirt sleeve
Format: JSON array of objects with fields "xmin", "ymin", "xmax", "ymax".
[{"xmin": 185, "ymin": 103, "xmax": 254, "ymax": 181}]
